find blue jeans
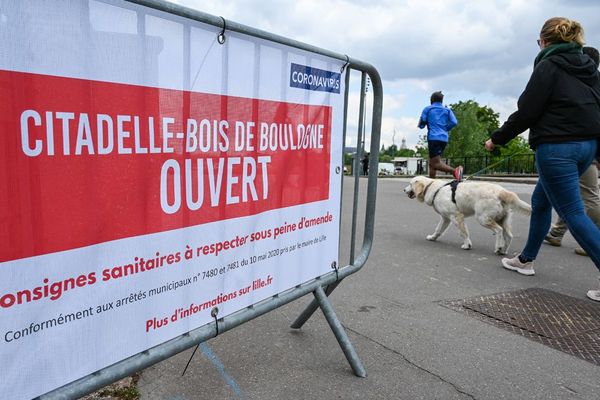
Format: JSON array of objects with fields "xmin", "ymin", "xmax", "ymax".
[{"xmin": 521, "ymin": 139, "xmax": 600, "ymax": 271}]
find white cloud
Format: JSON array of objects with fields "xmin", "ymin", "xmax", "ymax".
[
  {"xmin": 381, "ymin": 116, "xmax": 423, "ymax": 149},
  {"xmin": 172, "ymin": 0, "xmax": 600, "ymax": 150}
]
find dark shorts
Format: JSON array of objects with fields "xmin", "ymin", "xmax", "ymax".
[{"xmin": 428, "ymin": 140, "xmax": 448, "ymax": 158}]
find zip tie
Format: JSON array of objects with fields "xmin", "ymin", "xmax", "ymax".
[
  {"xmin": 181, "ymin": 343, "xmax": 199, "ymax": 376},
  {"xmin": 181, "ymin": 306, "xmax": 220, "ymax": 376},
  {"xmin": 340, "ymin": 55, "xmax": 350, "ymax": 73},
  {"xmin": 331, "ymin": 261, "xmax": 339, "ymax": 281},
  {"xmin": 217, "ymin": 16, "xmax": 226, "ymax": 44},
  {"xmin": 211, "ymin": 307, "xmax": 220, "ymax": 335}
]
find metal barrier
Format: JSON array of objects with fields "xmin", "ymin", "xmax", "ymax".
[
  {"xmin": 1, "ymin": 1, "xmax": 381, "ymax": 398},
  {"xmin": 444, "ymin": 154, "xmax": 537, "ymax": 176}
]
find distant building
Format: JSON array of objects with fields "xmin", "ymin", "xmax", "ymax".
[{"xmin": 392, "ymin": 156, "xmax": 425, "ymax": 175}]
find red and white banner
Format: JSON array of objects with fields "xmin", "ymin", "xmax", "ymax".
[{"xmin": 0, "ymin": 2, "xmax": 345, "ymax": 399}]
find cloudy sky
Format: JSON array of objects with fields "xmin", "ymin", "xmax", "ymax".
[{"xmin": 171, "ymin": 0, "xmax": 600, "ymax": 150}]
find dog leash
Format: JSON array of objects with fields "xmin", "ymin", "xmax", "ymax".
[{"xmin": 463, "ymin": 149, "xmax": 531, "ymax": 181}]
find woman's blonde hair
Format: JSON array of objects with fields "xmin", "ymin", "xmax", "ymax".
[{"xmin": 540, "ymin": 17, "xmax": 585, "ymax": 46}]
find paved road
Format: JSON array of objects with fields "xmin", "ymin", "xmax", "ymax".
[{"xmin": 137, "ymin": 176, "xmax": 600, "ymax": 400}]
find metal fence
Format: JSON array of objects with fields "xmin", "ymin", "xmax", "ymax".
[
  {"xmin": 35, "ymin": 0, "xmax": 382, "ymax": 398},
  {"xmin": 444, "ymin": 154, "xmax": 537, "ymax": 176}
]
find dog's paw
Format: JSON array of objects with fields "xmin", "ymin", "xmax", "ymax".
[
  {"xmin": 461, "ymin": 241, "xmax": 472, "ymax": 250},
  {"xmin": 426, "ymin": 234, "xmax": 437, "ymax": 241},
  {"xmin": 495, "ymin": 248, "xmax": 508, "ymax": 255}
]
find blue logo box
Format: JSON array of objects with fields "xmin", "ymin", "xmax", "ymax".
[{"xmin": 290, "ymin": 63, "xmax": 341, "ymax": 93}]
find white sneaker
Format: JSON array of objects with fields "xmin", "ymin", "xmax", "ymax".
[
  {"xmin": 587, "ymin": 277, "xmax": 600, "ymax": 301},
  {"xmin": 502, "ymin": 255, "xmax": 535, "ymax": 276}
]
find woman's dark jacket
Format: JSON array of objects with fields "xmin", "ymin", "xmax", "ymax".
[{"xmin": 490, "ymin": 53, "xmax": 600, "ymax": 149}]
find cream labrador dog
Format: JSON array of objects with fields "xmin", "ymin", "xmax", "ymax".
[{"xmin": 404, "ymin": 176, "xmax": 531, "ymax": 254}]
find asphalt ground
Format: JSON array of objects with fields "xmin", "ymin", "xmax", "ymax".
[{"xmin": 136, "ymin": 176, "xmax": 600, "ymax": 400}]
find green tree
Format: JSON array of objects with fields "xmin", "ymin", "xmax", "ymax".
[
  {"xmin": 344, "ymin": 152, "xmax": 354, "ymax": 166},
  {"xmin": 444, "ymin": 100, "xmax": 500, "ymax": 158},
  {"xmin": 476, "ymin": 104, "xmax": 500, "ymax": 134},
  {"xmin": 498, "ymin": 135, "xmax": 533, "ymax": 157},
  {"xmin": 382, "ymin": 144, "xmax": 398, "ymax": 158},
  {"xmin": 397, "ymin": 148, "xmax": 416, "ymax": 157},
  {"xmin": 416, "ymin": 133, "xmax": 428, "ymax": 158},
  {"xmin": 379, "ymin": 143, "xmax": 417, "ymax": 160},
  {"xmin": 379, "ymin": 144, "xmax": 416, "ymax": 162}
]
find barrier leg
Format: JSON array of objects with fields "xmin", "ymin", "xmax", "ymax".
[
  {"xmin": 312, "ymin": 285, "xmax": 367, "ymax": 377},
  {"xmin": 290, "ymin": 281, "xmax": 340, "ymax": 329}
]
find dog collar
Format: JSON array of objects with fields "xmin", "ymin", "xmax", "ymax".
[{"xmin": 422, "ymin": 181, "xmax": 435, "ymax": 198}]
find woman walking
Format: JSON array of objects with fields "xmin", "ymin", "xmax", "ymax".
[{"xmin": 484, "ymin": 17, "xmax": 600, "ymax": 300}]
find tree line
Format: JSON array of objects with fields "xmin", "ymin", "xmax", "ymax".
[{"xmin": 377, "ymin": 100, "xmax": 533, "ymax": 163}]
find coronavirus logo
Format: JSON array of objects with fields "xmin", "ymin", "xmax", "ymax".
[{"xmin": 290, "ymin": 63, "xmax": 341, "ymax": 93}]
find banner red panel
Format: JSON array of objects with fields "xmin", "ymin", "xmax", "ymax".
[{"xmin": 0, "ymin": 70, "xmax": 332, "ymax": 262}]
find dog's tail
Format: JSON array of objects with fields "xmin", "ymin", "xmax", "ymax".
[{"xmin": 500, "ymin": 190, "xmax": 532, "ymax": 215}]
